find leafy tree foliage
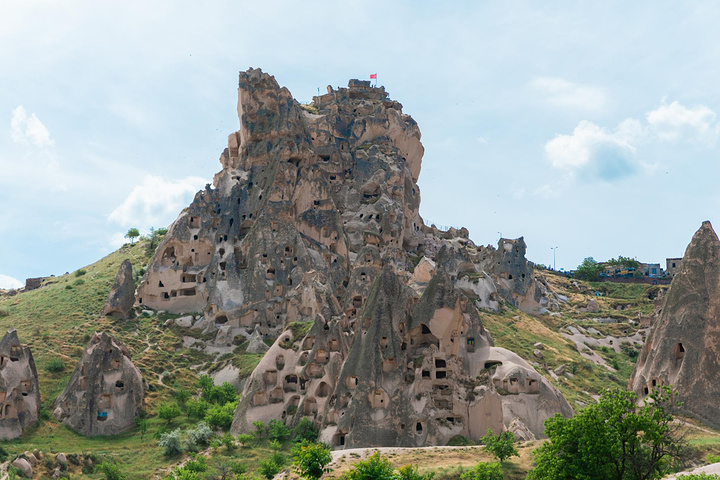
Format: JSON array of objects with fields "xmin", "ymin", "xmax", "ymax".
[
  {"xmin": 342, "ymin": 452, "xmax": 397, "ymax": 480},
  {"xmin": 292, "ymin": 441, "xmax": 333, "ymax": 480},
  {"xmin": 397, "ymin": 464, "xmax": 435, "ymax": 480},
  {"xmin": 528, "ymin": 387, "xmax": 687, "ymax": 480},
  {"xmin": 480, "ymin": 428, "xmax": 518, "ymax": 463},
  {"xmin": 293, "ymin": 417, "xmax": 319, "ymax": 443},
  {"xmin": 203, "ymin": 400, "xmax": 237, "ymax": 430},
  {"xmin": 125, "ymin": 228, "xmax": 140, "ymax": 244},
  {"xmin": 575, "ymin": 257, "xmax": 604, "ymax": 281},
  {"xmin": 158, "ymin": 428, "xmax": 184, "ymax": 456},
  {"xmin": 606, "ymin": 256, "xmax": 641, "ymax": 270},
  {"xmin": 158, "ymin": 401, "xmax": 182, "ymax": 425},
  {"xmin": 268, "ymin": 419, "xmax": 291, "ymax": 441},
  {"xmin": 460, "ymin": 462, "xmax": 503, "ymax": 480},
  {"xmin": 99, "ymin": 462, "xmax": 126, "ymax": 480}
]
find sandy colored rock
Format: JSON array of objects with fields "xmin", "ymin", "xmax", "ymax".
[
  {"xmin": 12, "ymin": 457, "xmax": 32, "ymax": 477},
  {"xmin": 101, "ymin": 259, "xmax": 135, "ymax": 319},
  {"xmin": 0, "ymin": 328, "xmax": 40, "ymax": 440},
  {"xmin": 246, "ymin": 325, "xmax": 269, "ymax": 354},
  {"xmin": 54, "ymin": 332, "xmax": 144, "ymax": 436},
  {"xmin": 132, "ymin": 68, "xmax": 570, "ymax": 448},
  {"xmin": 630, "ymin": 221, "xmax": 720, "ymax": 428}
]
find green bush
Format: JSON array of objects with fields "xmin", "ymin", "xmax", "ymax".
[
  {"xmin": 293, "ymin": 418, "xmax": 319, "ymax": 443},
  {"xmin": 204, "ymin": 401, "xmax": 237, "ymax": 430},
  {"xmin": 460, "ymin": 462, "xmax": 502, "ymax": 480},
  {"xmin": 292, "ymin": 441, "xmax": 332, "ymax": 480},
  {"xmin": 158, "ymin": 402, "xmax": 182, "ymax": 424},
  {"xmin": 258, "ymin": 459, "xmax": 281, "ymax": 480},
  {"xmin": 75, "ymin": 269, "xmax": 87, "ymax": 277},
  {"xmin": 99, "ymin": 462, "xmax": 126, "ymax": 480},
  {"xmin": 480, "ymin": 428, "xmax": 518, "ymax": 462},
  {"xmin": 45, "ymin": 358, "xmax": 65, "ymax": 373},
  {"xmin": 237, "ymin": 433, "xmax": 254, "ymax": 447},
  {"xmin": 342, "ymin": 452, "xmax": 396, "ymax": 480},
  {"xmin": 397, "ymin": 464, "xmax": 434, "ymax": 480},
  {"xmin": 268, "ymin": 419, "xmax": 291, "ymax": 441},
  {"xmin": 158, "ymin": 429, "xmax": 184, "ymax": 456}
]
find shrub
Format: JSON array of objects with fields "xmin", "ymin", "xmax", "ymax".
[
  {"xmin": 158, "ymin": 401, "xmax": 182, "ymax": 424},
  {"xmin": 221, "ymin": 432, "xmax": 236, "ymax": 451},
  {"xmin": 186, "ymin": 422, "xmax": 214, "ymax": 447},
  {"xmin": 98, "ymin": 462, "xmax": 126, "ymax": 480},
  {"xmin": 204, "ymin": 401, "xmax": 237, "ymax": 430},
  {"xmin": 342, "ymin": 452, "xmax": 396, "ymax": 480},
  {"xmin": 237, "ymin": 433, "xmax": 254, "ymax": 447},
  {"xmin": 480, "ymin": 428, "xmax": 518, "ymax": 462},
  {"xmin": 259, "ymin": 459, "xmax": 281, "ymax": 479},
  {"xmin": 75, "ymin": 269, "xmax": 87, "ymax": 277},
  {"xmin": 253, "ymin": 420, "xmax": 266, "ymax": 438},
  {"xmin": 158, "ymin": 429, "xmax": 184, "ymax": 456},
  {"xmin": 293, "ymin": 418, "xmax": 319, "ymax": 443},
  {"xmin": 268, "ymin": 419, "xmax": 291, "ymax": 441},
  {"xmin": 460, "ymin": 462, "xmax": 502, "ymax": 480},
  {"xmin": 45, "ymin": 358, "xmax": 65, "ymax": 373},
  {"xmin": 292, "ymin": 442, "xmax": 333, "ymax": 480},
  {"xmin": 397, "ymin": 465, "xmax": 434, "ymax": 480},
  {"xmin": 186, "ymin": 398, "xmax": 209, "ymax": 420}
]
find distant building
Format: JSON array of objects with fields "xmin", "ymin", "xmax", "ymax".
[
  {"xmin": 666, "ymin": 258, "xmax": 683, "ymax": 277},
  {"xmin": 639, "ymin": 263, "xmax": 662, "ymax": 278}
]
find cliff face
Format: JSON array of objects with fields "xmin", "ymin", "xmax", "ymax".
[
  {"xmin": 138, "ymin": 68, "xmax": 568, "ymax": 446},
  {"xmin": 630, "ymin": 221, "xmax": 720, "ymax": 427}
]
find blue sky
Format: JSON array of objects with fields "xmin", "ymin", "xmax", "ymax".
[{"xmin": 2, "ymin": 1, "xmax": 720, "ymax": 288}]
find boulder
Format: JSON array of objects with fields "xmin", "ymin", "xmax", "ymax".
[
  {"xmin": 0, "ymin": 328, "xmax": 40, "ymax": 440},
  {"xmin": 54, "ymin": 332, "xmax": 144, "ymax": 436},
  {"xmin": 12, "ymin": 457, "xmax": 32, "ymax": 478},
  {"xmin": 101, "ymin": 259, "xmax": 135, "ymax": 319}
]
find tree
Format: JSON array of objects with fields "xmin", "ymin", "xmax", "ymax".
[
  {"xmin": 480, "ymin": 428, "xmax": 518, "ymax": 463},
  {"xmin": 528, "ymin": 386, "xmax": 687, "ymax": 480},
  {"xmin": 292, "ymin": 442, "xmax": 333, "ymax": 480},
  {"xmin": 397, "ymin": 465, "xmax": 434, "ymax": 480},
  {"xmin": 125, "ymin": 228, "xmax": 140, "ymax": 244},
  {"xmin": 575, "ymin": 257, "xmax": 604, "ymax": 281},
  {"xmin": 158, "ymin": 401, "xmax": 182, "ymax": 425},
  {"xmin": 607, "ymin": 256, "xmax": 641, "ymax": 270},
  {"xmin": 342, "ymin": 452, "xmax": 396, "ymax": 480},
  {"xmin": 460, "ymin": 462, "xmax": 502, "ymax": 480},
  {"xmin": 99, "ymin": 462, "xmax": 126, "ymax": 480},
  {"xmin": 293, "ymin": 417, "xmax": 319, "ymax": 443},
  {"xmin": 268, "ymin": 419, "xmax": 291, "ymax": 441}
]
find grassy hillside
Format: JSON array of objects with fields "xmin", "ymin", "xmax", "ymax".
[{"xmin": 1, "ymin": 246, "xmax": 719, "ymax": 479}]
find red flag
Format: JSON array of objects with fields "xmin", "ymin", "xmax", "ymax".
[{"xmin": 370, "ymin": 73, "xmax": 377, "ymax": 79}]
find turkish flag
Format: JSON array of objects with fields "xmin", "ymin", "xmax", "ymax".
[{"xmin": 370, "ymin": 74, "xmax": 377, "ymax": 79}]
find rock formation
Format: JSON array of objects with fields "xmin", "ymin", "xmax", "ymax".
[
  {"xmin": 0, "ymin": 329, "xmax": 40, "ymax": 440},
  {"xmin": 630, "ymin": 221, "xmax": 720, "ymax": 428},
  {"xmin": 54, "ymin": 332, "xmax": 144, "ymax": 436},
  {"xmin": 137, "ymin": 68, "xmax": 569, "ymax": 446},
  {"xmin": 101, "ymin": 259, "xmax": 135, "ymax": 319}
]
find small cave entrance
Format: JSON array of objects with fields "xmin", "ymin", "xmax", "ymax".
[{"xmin": 674, "ymin": 342, "xmax": 686, "ymax": 360}]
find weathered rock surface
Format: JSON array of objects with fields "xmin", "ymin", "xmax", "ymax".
[
  {"xmin": 246, "ymin": 325, "xmax": 269, "ymax": 354},
  {"xmin": 137, "ymin": 68, "xmax": 569, "ymax": 447},
  {"xmin": 0, "ymin": 329, "xmax": 40, "ymax": 440},
  {"xmin": 630, "ymin": 221, "xmax": 720, "ymax": 428},
  {"xmin": 54, "ymin": 332, "xmax": 144, "ymax": 436},
  {"xmin": 101, "ymin": 259, "xmax": 135, "ymax": 319}
]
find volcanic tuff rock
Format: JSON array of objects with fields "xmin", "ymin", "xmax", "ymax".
[
  {"xmin": 101, "ymin": 259, "xmax": 135, "ymax": 319},
  {"xmin": 0, "ymin": 329, "xmax": 40, "ymax": 440},
  {"xmin": 54, "ymin": 332, "xmax": 144, "ymax": 436},
  {"xmin": 138, "ymin": 68, "xmax": 569, "ymax": 446},
  {"xmin": 630, "ymin": 221, "xmax": 720, "ymax": 428}
]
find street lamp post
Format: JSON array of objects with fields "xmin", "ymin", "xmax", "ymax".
[{"xmin": 551, "ymin": 246, "xmax": 558, "ymax": 271}]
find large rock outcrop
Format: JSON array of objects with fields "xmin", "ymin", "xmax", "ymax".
[
  {"xmin": 54, "ymin": 332, "xmax": 144, "ymax": 436},
  {"xmin": 630, "ymin": 221, "xmax": 720, "ymax": 428},
  {"xmin": 137, "ymin": 68, "xmax": 569, "ymax": 446},
  {"xmin": 0, "ymin": 329, "xmax": 40, "ymax": 440},
  {"xmin": 101, "ymin": 259, "xmax": 135, "ymax": 319}
]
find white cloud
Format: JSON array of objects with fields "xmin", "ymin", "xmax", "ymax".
[
  {"xmin": 531, "ymin": 77, "xmax": 608, "ymax": 111},
  {"xmin": 11, "ymin": 105, "xmax": 53, "ymax": 147},
  {"xmin": 0, "ymin": 274, "xmax": 23, "ymax": 289},
  {"xmin": 646, "ymin": 99, "xmax": 719, "ymax": 145},
  {"xmin": 544, "ymin": 99, "xmax": 718, "ymax": 182},
  {"xmin": 544, "ymin": 119, "xmax": 642, "ymax": 181},
  {"xmin": 108, "ymin": 175, "xmax": 207, "ymax": 229}
]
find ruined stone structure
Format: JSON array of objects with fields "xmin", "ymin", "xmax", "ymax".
[
  {"xmin": 630, "ymin": 221, "xmax": 720, "ymax": 428},
  {"xmin": 0, "ymin": 329, "xmax": 40, "ymax": 440},
  {"xmin": 101, "ymin": 259, "xmax": 135, "ymax": 319},
  {"xmin": 138, "ymin": 68, "xmax": 569, "ymax": 446},
  {"xmin": 54, "ymin": 332, "xmax": 144, "ymax": 436}
]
